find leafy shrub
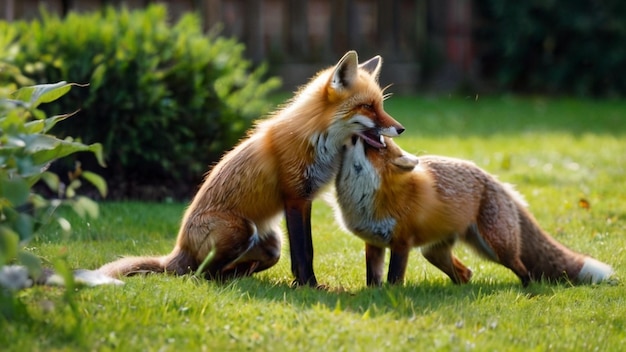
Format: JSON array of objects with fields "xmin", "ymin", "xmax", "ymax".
[
  {"xmin": 5, "ymin": 5, "xmax": 280, "ymax": 199},
  {"xmin": 475, "ymin": 0, "xmax": 626, "ymax": 97},
  {"xmin": 0, "ymin": 22, "xmax": 33, "ymax": 95},
  {"xmin": 0, "ymin": 81, "xmax": 106, "ymax": 318}
]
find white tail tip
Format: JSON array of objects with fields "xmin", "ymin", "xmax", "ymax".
[{"xmin": 578, "ymin": 257, "xmax": 614, "ymax": 284}]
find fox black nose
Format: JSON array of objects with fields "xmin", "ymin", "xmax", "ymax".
[{"xmin": 396, "ymin": 126, "xmax": 405, "ymax": 135}]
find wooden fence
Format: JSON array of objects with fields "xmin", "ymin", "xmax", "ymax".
[{"xmin": 1, "ymin": 0, "xmax": 474, "ymax": 92}]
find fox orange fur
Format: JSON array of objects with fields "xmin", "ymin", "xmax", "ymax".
[
  {"xmin": 98, "ymin": 51, "xmax": 404, "ymax": 286},
  {"xmin": 334, "ymin": 136, "xmax": 613, "ymax": 286}
]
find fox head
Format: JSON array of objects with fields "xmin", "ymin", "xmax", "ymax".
[
  {"xmin": 323, "ymin": 51, "xmax": 405, "ymax": 147},
  {"xmin": 345, "ymin": 135, "xmax": 419, "ymax": 176}
]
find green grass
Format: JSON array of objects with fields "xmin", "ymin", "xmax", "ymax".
[{"xmin": 3, "ymin": 95, "xmax": 626, "ymax": 351}]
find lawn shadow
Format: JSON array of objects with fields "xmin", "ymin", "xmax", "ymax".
[{"xmin": 225, "ymin": 276, "xmax": 561, "ymax": 319}]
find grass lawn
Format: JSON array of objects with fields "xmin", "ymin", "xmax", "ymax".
[{"xmin": 3, "ymin": 95, "xmax": 626, "ymax": 351}]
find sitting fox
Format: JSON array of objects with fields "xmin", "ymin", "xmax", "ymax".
[
  {"xmin": 97, "ymin": 51, "xmax": 404, "ymax": 286},
  {"xmin": 334, "ymin": 136, "xmax": 613, "ymax": 286}
]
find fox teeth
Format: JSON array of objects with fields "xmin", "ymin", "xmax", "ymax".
[{"xmin": 379, "ymin": 134, "xmax": 386, "ymax": 147}]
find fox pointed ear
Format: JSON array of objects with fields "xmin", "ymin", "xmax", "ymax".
[
  {"xmin": 359, "ymin": 55, "xmax": 382, "ymax": 80},
  {"xmin": 330, "ymin": 51, "xmax": 359, "ymax": 91},
  {"xmin": 392, "ymin": 154, "xmax": 419, "ymax": 171}
]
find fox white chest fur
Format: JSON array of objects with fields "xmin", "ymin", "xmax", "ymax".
[
  {"xmin": 335, "ymin": 140, "xmax": 396, "ymax": 248},
  {"xmin": 305, "ymin": 129, "xmax": 351, "ymax": 196}
]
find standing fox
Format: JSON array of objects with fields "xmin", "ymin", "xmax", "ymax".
[
  {"xmin": 334, "ymin": 136, "xmax": 613, "ymax": 286},
  {"xmin": 98, "ymin": 51, "xmax": 405, "ymax": 286}
]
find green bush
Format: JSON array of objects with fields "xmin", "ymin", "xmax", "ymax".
[
  {"xmin": 0, "ymin": 81, "xmax": 107, "ymax": 318},
  {"xmin": 475, "ymin": 0, "xmax": 626, "ymax": 97},
  {"xmin": 4, "ymin": 5, "xmax": 280, "ymax": 199},
  {"xmin": 0, "ymin": 22, "xmax": 33, "ymax": 95}
]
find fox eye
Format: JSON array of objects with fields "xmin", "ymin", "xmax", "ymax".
[{"xmin": 361, "ymin": 103, "xmax": 374, "ymax": 111}]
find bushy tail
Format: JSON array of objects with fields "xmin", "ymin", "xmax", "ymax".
[
  {"xmin": 517, "ymin": 206, "xmax": 614, "ymax": 284},
  {"xmin": 98, "ymin": 247, "xmax": 197, "ymax": 278}
]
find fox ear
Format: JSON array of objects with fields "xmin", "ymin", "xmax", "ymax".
[
  {"xmin": 392, "ymin": 154, "xmax": 419, "ymax": 171},
  {"xmin": 359, "ymin": 55, "xmax": 382, "ymax": 80},
  {"xmin": 330, "ymin": 51, "xmax": 358, "ymax": 91}
]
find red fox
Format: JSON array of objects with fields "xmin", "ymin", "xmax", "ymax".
[
  {"xmin": 334, "ymin": 136, "xmax": 613, "ymax": 286},
  {"xmin": 98, "ymin": 51, "xmax": 405, "ymax": 286}
]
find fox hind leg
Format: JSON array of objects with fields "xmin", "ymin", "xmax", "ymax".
[
  {"xmin": 221, "ymin": 226, "xmax": 282, "ymax": 278},
  {"xmin": 183, "ymin": 212, "xmax": 278, "ymax": 280},
  {"xmin": 249, "ymin": 228, "xmax": 282, "ymax": 273},
  {"xmin": 421, "ymin": 235, "xmax": 473, "ymax": 284},
  {"xmin": 473, "ymin": 208, "xmax": 531, "ymax": 286}
]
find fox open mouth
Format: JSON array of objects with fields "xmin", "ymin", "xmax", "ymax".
[{"xmin": 355, "ymin": 129, "xmax": 386, "ymax": 149}]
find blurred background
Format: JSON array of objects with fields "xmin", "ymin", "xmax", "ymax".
[
  {"xmin": 4, "ymin": 0, "xmax": 625, "ymax": 95},
  {"xmin": 2, "ymin": 0, "xmax": 625, "ymax": 200}
]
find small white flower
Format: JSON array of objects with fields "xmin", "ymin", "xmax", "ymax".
[{"xmin": 0, "ymin": 265, "xmax": 33, "ymax": 291}]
